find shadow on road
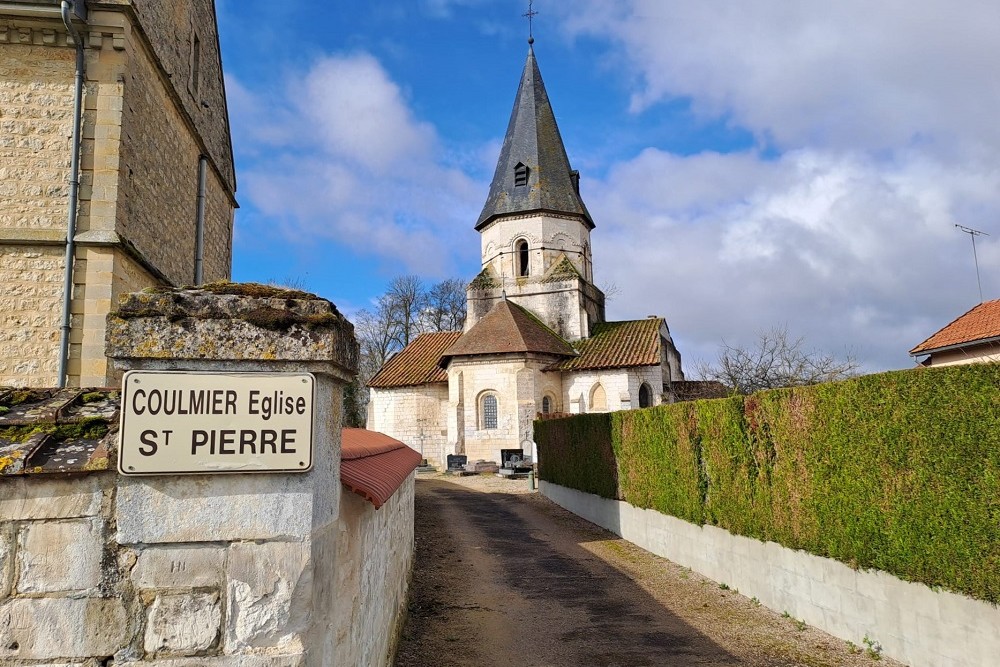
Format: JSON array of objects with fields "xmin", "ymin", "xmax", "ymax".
[{"xmin": 395, "ymin": 479, "xmax": 736, "ymax": 667}]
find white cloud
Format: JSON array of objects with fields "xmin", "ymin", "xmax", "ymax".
[
  {"xmin": 558, "ymin": 1, "xmax": 1000, "ymax": 158},
  {"xmin": 542, "ymin": 1, "xmax": 1000, "ymax": 371},
  {"xmin": 589, "ymin": 148, "xmax": 1000, "ymax": 371},
  {"xmin": 229, "ymin": 53, "xmax": 482, "ymax": 276}
]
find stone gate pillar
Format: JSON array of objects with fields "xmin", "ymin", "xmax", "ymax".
[{"xmin": 105, "ymin": 284, "xmax": 358, "ymax": 666}]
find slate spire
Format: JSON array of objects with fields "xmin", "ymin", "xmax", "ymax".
[{"xmin": 476, "ymin": 44, "xmax": 594, "ymax": 230}]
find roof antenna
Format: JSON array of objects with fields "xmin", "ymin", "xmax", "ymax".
[
  {"xmin": 523, "ymin": 0, "xmax": 537, "ymax": 44},
  {"xmin": 955, "ymin": 224, "xmax": 989, "ymax": 303}
]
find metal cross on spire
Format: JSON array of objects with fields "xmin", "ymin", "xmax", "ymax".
[{"xmin": 523, "ymin": 0, "xmax": 538, "ymax": 43}]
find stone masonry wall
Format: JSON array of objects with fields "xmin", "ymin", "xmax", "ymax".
[
  {"xmin": 0, "ymin": 246, "xmax": 65, "ymax": 386},
  {"xmin": 128, "ymin": 0, "xmax": 235, "ymax": 191},
  {"xmin": 368, "ymin": 384, "xmax": 449, "ymax": 467},
  {"xmin": 2, "ymin": 286, "xmax": 415, "ymax": 665},
  {"xmin": 117, "ymin": 32, "xmax": 203, "ymax": 287},
  {"xmin": 334, "ymin": 476, "xmax": 415, "ymax": 666},
  {"xmin": 0, "ymin": 40, "xmax": 74, "ymax": 231},
  {"xmin": 562, "ymin": 366, "xmax": 663, "ymax": 413}
]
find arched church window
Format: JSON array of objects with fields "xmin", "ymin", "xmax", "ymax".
[
  {"xmin": 514, "ymin": 162, "xmax": 529, "ymax": 187},
  {"xmin": 590, "ymin": 383, "xmax": 607, "ymax": 412},
  {"xmin": 639, "ymin": 383, "xmax": 652, "ymax": 408},
  {"xmin": 516, "ymin": 239, "xmax": 529, "ymax": 277},
  {"xmin": 541, "ymin": 395, "xmax": 552, "ymax": 414},
  {"xmin": 481, "ymin": 393, "xmax": 498, "ymax": 430}
]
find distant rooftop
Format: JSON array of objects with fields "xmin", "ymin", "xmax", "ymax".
[{"xmin": 910, "ymin": 299, "xmax": 1000, "ymax": 355}]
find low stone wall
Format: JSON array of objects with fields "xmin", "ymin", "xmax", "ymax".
[
  {"xmin": 2, "ymin": 464, "xmax": 417, "ymax": 666},
  {"xmin": 0, "ymin": 285, "xmax": 417, "ymax": 666},
  {"xmin": 541, "ymin": 480, "xmax": 1000, "ymax": 667},
  {"xmin": 335, "ymin": 476, "xmax": 415, "ymax": 666}
]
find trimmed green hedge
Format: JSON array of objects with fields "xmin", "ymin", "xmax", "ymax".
[
  {"xmin": 535, "ymin": 413, "xmax": 616, "ymax": 499},
  {"xmin": 535, "ymin": 364, "xmax": 1000, "ymax": 603}
]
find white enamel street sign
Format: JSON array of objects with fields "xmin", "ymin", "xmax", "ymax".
[{"xmin": 118, "ymin": 371, "xmax": 315, "ymax": 475}]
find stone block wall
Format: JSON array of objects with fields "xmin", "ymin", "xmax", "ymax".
[
  {"xmin": 368, "ymin": 384, "xmax": 449, "ymax": 467},
  {"xmin": 1, "ymin": 286, "xmax": 416, "ymax": 666},
  {"xmin": 0, "ymin": 38, "xmax": 75, "ymax": 231},
  {"xmin": 562, "ymin": 366, "xmax": 663, "ymax": 413},
  {"xmin": 0, "ymin": 246, "xmax": 65, "ymax": 385},
  {"xmin": 0, "ymin": 6, "xmax": 236, "ymax": 388},
  {"xmin": 334, "ymin": 476, "xmax": 416, "ymax": 666},
  {"xmin": 1, "ymin": 454, "xmax": 418, "ymax": 665}
]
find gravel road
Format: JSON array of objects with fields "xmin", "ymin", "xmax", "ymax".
[{"xmin": 394, "ymin": 474, "xmax": 899, "ymax": 667}]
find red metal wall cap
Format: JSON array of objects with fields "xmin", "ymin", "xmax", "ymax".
[{"xmin": 341, "ymin": 428, "xmax": 422, "ymax": 509}]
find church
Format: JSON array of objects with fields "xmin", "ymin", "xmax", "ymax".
[{"xmin": 367, "ymin": 41, "xmax": 684, "ymax": 468}]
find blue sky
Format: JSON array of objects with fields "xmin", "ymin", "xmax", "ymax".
[{"xmin": 216, "ymin": 0, "xmax": 1000, "ymax": 372}]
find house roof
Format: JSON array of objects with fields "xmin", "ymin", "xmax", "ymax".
[
  {"xmin": 441, "ymin": 300, "xmax": 577, "ymax": 361},
  {"xmin": 341, "ymin": 428, "xmax": 422, "ymax": 510},
  {"xmin": 910, "ymin": 299, "xmax": 1000, "ymax": 355},
  {"xmin": 475, "ymin": 44, "xmax": 594, "ymax": 231},
  {"xmin": 550, "ymin": 318, "xmax": 663, "ymax": 371},
  {"xmin": 368, "ymin": 331, "xmax": 461, "ymax": 389}
]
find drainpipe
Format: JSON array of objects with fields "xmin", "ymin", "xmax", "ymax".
[
  {"xmin": 57, "ymin": 0, "xmax": 85, "ymax": 388},
  {"xmin": 194, "ymin": 156, "xmax": 207, "ymax": 284}
]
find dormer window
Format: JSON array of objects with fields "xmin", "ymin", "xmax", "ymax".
[
  {"xmin": 514, "ymin": 162, "xmax": 529, "ymax": 187},
  {"xmin": 516, "ymin": 239, "xmax": 529, "ymax": 276}
]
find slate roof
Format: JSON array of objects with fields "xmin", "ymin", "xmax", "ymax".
[
  {"xmin": 910, "ymin": 299, "xmax": 1000, "ymax": 355},
  {"xmin": 550, "ymin": 318, "xmax": 663, "ymax": 371},
  {"xmin": 341, "ymin": 428, "xmax": 422, "ymax": 510},
  {"xmin": 368, "ymin": 331, "xmax": 462, "ymax": 389},
  {"xmin": 441, "ymin": 300, "xmax": 577, "ymax": 361},
  {"xmin": 476, "ymin": 44, "xmax": 594, "ymax": 231}
]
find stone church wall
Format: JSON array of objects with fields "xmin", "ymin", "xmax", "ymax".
[
  {"xmin": 0, "ymin": 6, "xmax": 235, "ymax": 388},
  {"xmin": 563, "ymin": 365, "xmax": 664, "ymax": 413},
  {"xmin": 0, "ymin": 246, "xmax": 65, "ymax": 385},
  {"xmin": 368, "ymin": 384, "xmax": 449, "ymax": 467}
]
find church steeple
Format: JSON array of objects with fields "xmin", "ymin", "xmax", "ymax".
[{"xmin": 475, "ymin": 44, "xmax": 594, "ymax": 231}]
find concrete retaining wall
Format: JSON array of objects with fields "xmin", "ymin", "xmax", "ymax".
[{"xmin": 540, "ymin": 480, "xmax": 1000, "ymax": 667}]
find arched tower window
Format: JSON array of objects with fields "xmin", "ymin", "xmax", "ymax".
[
  {"xmin": 516, "ymin": 239, "xmax": 529, "ymax": 277},
  {"xmin": 480, "ymin": 393, "xmax": 498, "ymax": 430},
  {"xmin": 590, "ymin": 383, "xmax": 607, "ymax": 412},
  {"xmin": 639, "ymin": 383, "xmax": 652, "ymax": 408},
  {"xmin": 514, "ymin": 162, "xmax": 529, "ymax": 187}
]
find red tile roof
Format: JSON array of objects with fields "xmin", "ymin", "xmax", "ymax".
[
  {"xmin": 550, "ymin": 318, "xmax": 662, "ymax": 371},
  {"xmin": 442, "ymin": 300, "xmax": 577, "ymax": 360},
  {"xmin": 368, "ymin": 331, "xmax": 462, "ymax": 389},
  {"xmin": 910, "ymin": 300, "xmax": 1000, "ymax": 355},
  {"xmin": 341, "ymin": 428, "xmax": 422, "ymax": 509}
]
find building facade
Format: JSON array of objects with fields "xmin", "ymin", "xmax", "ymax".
[
  {"xmin": 0, "ymin": 0, "xmax": 236, "ymax": 387},
  {"xmin": 368, "ymin": 43, "xmax": 684, "ymax": 468},
  {"xmin": 910, "ymin": 299, "xmax": 1000, "ymax": 366}
]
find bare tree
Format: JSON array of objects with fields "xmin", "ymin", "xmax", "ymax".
[
  {"xmin": 422, "ymin": 278, "xmax": 467, "ymax": 332},
  {"xmin": 696, "ymin": 326, "xmax": 859, "ymax": 395},
  {"xmin": 386, "ymin": 275, "xmax": 425, "ymax": 348},
  {"xmin": 354, "ymin": 295, "xmax": 401, "ymax": 381}
]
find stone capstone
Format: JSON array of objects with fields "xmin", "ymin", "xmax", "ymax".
[
  {"xmin": 0, "ymin": 597, "xmax": 128, "ymax": 659},
  {"xmin": 225, "ymin": 541, "xmax": 311, "ymax": 653},
  {"xmin": 144, "ymin": 593, "xmax": 221, "ymax": 656},
  {"xmin": 16, "ymin": 518, "xmax": 104, "ymax": 593},
  {"xmin": 105, "ymin": 284, "xmax": 358, "ymax": 374}
]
